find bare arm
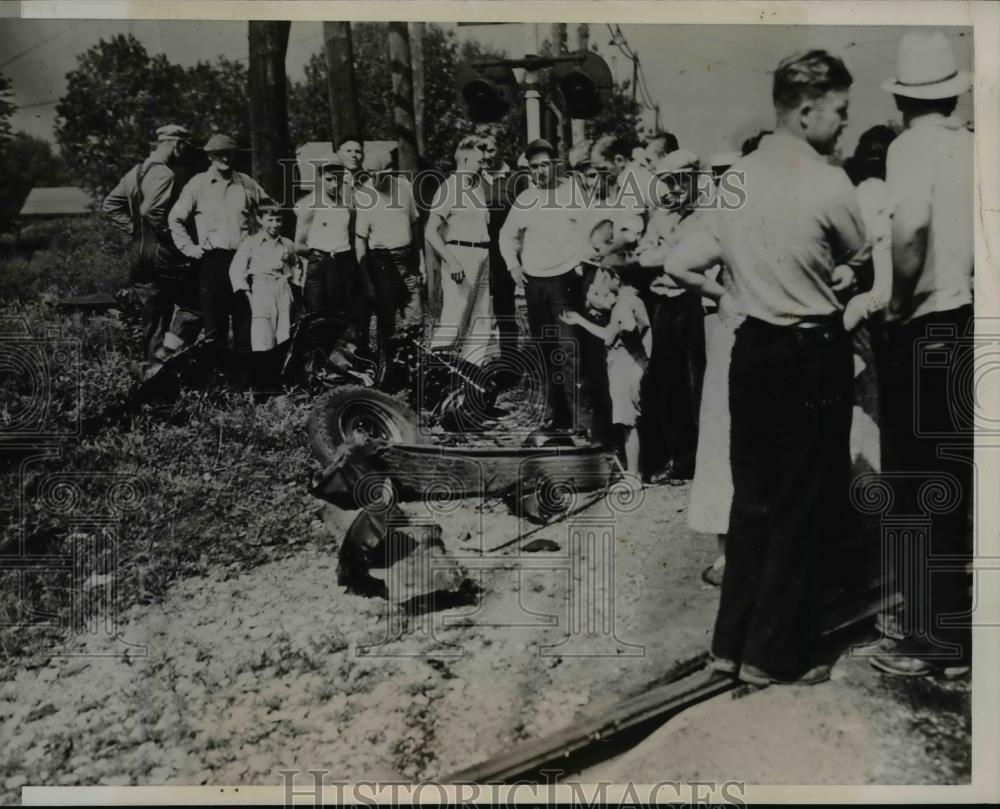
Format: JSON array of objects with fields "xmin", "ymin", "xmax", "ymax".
[{"xmin": 294, "ymin": 205, "xmax": 315, "ymax": 255}]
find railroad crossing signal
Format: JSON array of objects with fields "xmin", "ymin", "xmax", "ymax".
[
  {"xmin": 552, "ymin": 50, "xmax": 614, "ymax": 119},
  {"xmin": 456, "ymin": 63, "xmax": 519, "ymax": 123},
  {"xmin": 457, "ymin": 50, "xmax": 613, "ymax": 124}
]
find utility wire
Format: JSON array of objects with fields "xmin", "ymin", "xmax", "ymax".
[{"xmin": 0, "ymin": 22, "xmax": 84, "ymax": 70}]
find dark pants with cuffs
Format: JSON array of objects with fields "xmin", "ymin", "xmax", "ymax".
[
  {"xmin": 642, "ymin": 290, "xmax": 706, "ymax": 478},
  {"xmin": 713, "ymin": 315, "xmax": 853, "ymax": 678},
  {"xmin": 524, "ymin": 272, "xmax": 579, "ymax": 429},
  {"xmin": 304, "ymin": 249, "xmax": 371, "ymax": 350},
  {"xmin": 197, "ymin": 248, "xmax": 249, "ymax": 350},
  {"xmin": 878, "ymin": 304, "xmax": 973, "ymax": 666}
]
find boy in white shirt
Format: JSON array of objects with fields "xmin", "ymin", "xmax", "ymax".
[{"xmin": 229, "ymin": 202, "xmax": 298, "ymax": 351}]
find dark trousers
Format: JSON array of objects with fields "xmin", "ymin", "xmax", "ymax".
[
  {"xmin": 713, "ymin": 316, "xmax": 853, "ymax": 678},
  {"xmin": 489, "ymin": 247, "xmax": 520, "ymax": 368},
  {"xmin": 878, "ymin": 305, "xmax": 973, "ymax": 665},
  {"xmin": 369, "ymin": 246, "xmax": 423, "ymax": 343},
  {"xmin": 642, "ymin": 291, "xmax": 706, "ymax": 477},
  {"xmin": 524, "ymin": 272, "xmax": 579, "ymax": 428},
  {"xmin": 131, "ymin": 280, "xmax": 175, "ymax": 364},
  {"xmin": 304, "ymin": 250, "xmax": 370, "ymax": 351},
  {"xmin": 197, "ymin": 248, "xmax": 249, "ymax": 350}
]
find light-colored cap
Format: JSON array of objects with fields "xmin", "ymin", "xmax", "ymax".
[
  {"xmin": 655, "ymin": 148, "xmax": 702, "ymax": 173},
  {"xmin": 203, "ymin": 134, "xmax": 239, "ymax": 153},
  {"xmin": 156, "ymin": 124, "xmax": 191, "ymax": 142},
  {"xmin": 881, "ymin": 31, "xmax": 971, "ymax": 99}
]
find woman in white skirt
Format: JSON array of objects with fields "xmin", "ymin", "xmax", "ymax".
[{"xmin": 425, "ymin": 135, "xmax": 496, "ymax": 364}]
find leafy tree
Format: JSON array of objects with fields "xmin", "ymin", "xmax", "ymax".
[
  {"xmin": 55, "ymin": 35, "xmax": 188, "ymax": 195},
  {"xmin": 288, "ymin": 24, "xmax": 520, "ymax": 171},
  {"xmin": 0, "ymin": 73, "xmax": 15, "ymax": 143},
  {"xmin": 55, "ymin": 36, "xmax": 252, "ymax": 195},
  {"xmin": 182, "ymin": 57, "xmax": 250, "ymax": 143},
  {"xmin": 0, "ymin": 132, "xmax": 69, "ymax": 229}
]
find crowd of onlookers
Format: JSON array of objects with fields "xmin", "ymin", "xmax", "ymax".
[{"xmin": 103, "ymin": 29, "xmax": 974, "ymax": 687}]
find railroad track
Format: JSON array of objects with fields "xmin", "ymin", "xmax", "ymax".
[{"xmin": 441, "ymin": 578, "xmax": 898, "ymax": 784}]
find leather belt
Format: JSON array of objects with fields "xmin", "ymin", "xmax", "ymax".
[{"xmin": 446, "ymin": 239, "xmax": 489, "ymax": 249}]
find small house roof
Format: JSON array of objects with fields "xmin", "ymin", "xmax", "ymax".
[{"xmin": 19, "ymin": 187, "xmax": 94, "ymax": 217}]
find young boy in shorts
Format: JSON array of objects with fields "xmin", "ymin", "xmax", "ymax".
[{"xmin": 229, "ymin": 201, "xmax": 298, "ymax": 351}]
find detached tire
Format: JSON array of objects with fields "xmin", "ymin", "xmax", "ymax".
[{"xmin": 308, "ymin": 386, "xmax": 423, "ymax": 466}]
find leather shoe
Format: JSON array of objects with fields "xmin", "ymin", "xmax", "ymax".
[
  {"xmin": 738, "ymin": 663, "xmax": 832, "ymax": 686},
  {"xmin": 709, "ymin": 656, "xmax": 738, "ymax": 674},
  {"xmin": 871, "ymin": 653, "xmax": 970, "ymax": 679}
]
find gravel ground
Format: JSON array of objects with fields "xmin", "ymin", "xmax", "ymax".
[{"xmin": 0, "ymin": 480, "xmax": 724, "ymax": 798}]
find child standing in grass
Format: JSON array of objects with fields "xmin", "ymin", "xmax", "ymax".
[
  {"xmin": 229, "ymin": 201, "xmax": 298, "ymax": 351},
  {"xmin": 561, "ymin": 220, "xmax": 652, "ymax": 482}
]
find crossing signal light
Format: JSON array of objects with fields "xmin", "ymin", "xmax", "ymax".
[
  {"xmin": 553, "ymin": 51, "xmax": 613, "ymax": 119},
  {"xmin": 457, "ymin": 63, "xmax": 518, "ymax": 123}
]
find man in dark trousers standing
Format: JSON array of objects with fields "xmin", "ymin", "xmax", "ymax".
[
  {"xmin": 656, "ymin": 50, "xmax": 868, "ymax": 685},
  {"xmin": 871, "ymin": 32, "xmax": 973, "ymax": 680},
  {"xmin": 169, "ymin": 134, "xmax": 271, "ymax": 352},
  {"xmin": 480, "ymin": 134, "xmax": 530, "ymax": 387},
  {"xmin": 102, "ymin": 124, "xmax": 195, "ymax": 368}
]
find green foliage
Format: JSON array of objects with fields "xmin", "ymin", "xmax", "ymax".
[
  {"xmin": 55, "ymin": 34, "xmax": 250, "ymax": 197},
  {"xmin": 0, "ymin": 73, "xmax": 14, "ymax": 143},
  {"xmin": 0, "ymin": 216, "xmax": 130, "ymax": 302},
  {"xmin": 0, "ymin": 132, "xmax": 69, "ymax": 231}
]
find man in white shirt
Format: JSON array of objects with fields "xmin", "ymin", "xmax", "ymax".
[
  {"xmin": 500, "ymin": 139, "xmax": 590, "ymax": 430},
  {"xmin": 871, "ymin": 32, "xmax": 973, "ymax": 679},
  {"xmin": 169, "ymin": 134, "xmax": 271, "ymax": 350}
]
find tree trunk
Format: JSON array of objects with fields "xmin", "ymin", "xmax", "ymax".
[
  {"xmin": 323, "ymin": 21, "xmax": 362, "ymax": 147},
  {"xmin": 408, "ymin": 22, "xmax": 426, "ymax": 157},
  {"xmin": 247, "ymin": 21, "xmax": 294, "ymax": 205},
  {"xmin": 388, "ymin": 22, "xmax": 418, "ymax": 173}
]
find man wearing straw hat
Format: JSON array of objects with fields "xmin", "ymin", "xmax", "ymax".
[{"xmin": 870, "ymin": 32, "xmax": 973, "ymax": 680}]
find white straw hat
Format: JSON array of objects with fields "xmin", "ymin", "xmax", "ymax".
[{"xmin": 881, "ymin": 31, "xmax": 971, "ymax": 100}]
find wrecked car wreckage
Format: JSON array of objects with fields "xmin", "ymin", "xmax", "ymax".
[{"xmin": 75, "ymin": 307, "xmax": 620, "ymax": 607}]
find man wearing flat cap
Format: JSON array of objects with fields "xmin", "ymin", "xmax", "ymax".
[
  {"xmin": 871, "ymin": 32, "xmax": 974, "ymax": 680},
  {"xmin": 169, "ymin": 134, "xmax": 272, "ymax": 350},
  {"xmin": 102, "ymin": 123, "xmax": 196, "ymax": 367}
]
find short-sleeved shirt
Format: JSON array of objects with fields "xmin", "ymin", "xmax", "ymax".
[
  {"xmin": 700, "ymin": 131, "xmax": 869, "ymax": 326},
  {"xmin": 354, "ymin": 177, "xmax": 418, "ymax": 250},
  {"xmin": 295, "ymin": 192, "xmax": 352, "ymax": 254},
  {"xmin": 428, "ymin": 172, "xmax": 489, "ymax": 244},
  {"xmin": 884, "ymin": 114, "xmax": 973, "ymax": 323}
]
